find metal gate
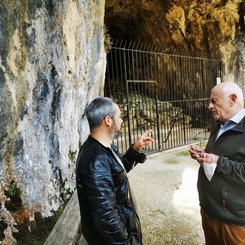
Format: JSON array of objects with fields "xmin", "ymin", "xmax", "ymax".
[{"xmin": 104, "ymin": 40, "xmax": 222, "ymax": 154}]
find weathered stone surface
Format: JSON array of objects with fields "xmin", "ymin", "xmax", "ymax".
[
  {"xmin": 120, "ymin": 94, "xmax": 191, "ymax": 132},
  {"xmin": 105, "ymin": 0, "xmax": 245, "ymax": 86},
  {"xmin": 0, "ymin": 0, "xmax": 106, "ymax": 243}
]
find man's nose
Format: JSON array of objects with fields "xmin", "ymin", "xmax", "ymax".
[{"xmin": 208, "ymin": 102, "xmax": 213, "ymax": 110}]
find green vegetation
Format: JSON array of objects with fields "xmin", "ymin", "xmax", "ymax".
[
  {"xmin": 165, "ymin": 157, "xmax": 178, "ymax": 164},
  {"xmin": 156, "ymin": 209, "xmax": 166, "ymax": 215},
  {"xmin": 68, "ymin": 149, "xmax": 77, "ymax": 162},
  {"xmin": 3, "ymin": 181, "xmax": 67, "ymax": 244},
  {"xmin": 104, "ymin": 24, "xmax": 112, "ymax": 52},
  {"xmin": 4, "ymin": 181, "xmax": 22, "ymax": 212},
  {"xmin": 177, "ymin": 150, "xmax": 190, "ymax": 157},
  {"xmin": 6, "ymin": 181, "xmax": 18, "ymax": 196},
  {"xmin": 14, "ymin": 208, "xmax": 64, "ymax": 245}
]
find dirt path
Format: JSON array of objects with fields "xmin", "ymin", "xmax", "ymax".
[{"xmin": 129, "ymin": 146, "xmax": 205, "ymax": 245}]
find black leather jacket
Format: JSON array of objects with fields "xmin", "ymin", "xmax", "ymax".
[{"xmin": 76, "ymin": 136, "xmax": 146, "ymax": 244}]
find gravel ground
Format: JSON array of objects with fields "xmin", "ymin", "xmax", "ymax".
[{"xmin": 128, "ymin": 146, "xmax": 205, "ymax": 245}]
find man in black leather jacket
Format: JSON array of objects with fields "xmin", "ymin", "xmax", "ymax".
[
  {"xmin": 76, "ymin": 97, "xmax": 154, "ymax": 245},
  {"xmin": 189, "ymin": 82, "xmax": 245, "ymax": 245}
]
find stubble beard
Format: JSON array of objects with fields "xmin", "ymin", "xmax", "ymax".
[{"xmin": 111, "ymin": 121, "xmax": 121, "ymax": 140}]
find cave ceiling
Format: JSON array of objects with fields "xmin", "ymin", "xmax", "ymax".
[{"xmin": 105, "ymin": 0, "xmax": 245, "ymax": 57}]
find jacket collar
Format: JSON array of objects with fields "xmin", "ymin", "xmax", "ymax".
[
  {"xmin": 88, "ymin": 135, "xmax": 116, "ymax": 154},
  {"xmin": 215, "ymin": 115, "xmax": 245, "ymax": 134},
  {"xmin": 231, "ymin": 116, "xmax": 245, "ymax": 133}
]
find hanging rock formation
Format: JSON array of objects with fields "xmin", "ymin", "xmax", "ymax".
[
  {"xmin": 0, "ymin": 0, "xmax": 106, "ymax": 243},
  {"xmin": 105, "ymin": 0, "xmax": 245, "ymax": 86}
]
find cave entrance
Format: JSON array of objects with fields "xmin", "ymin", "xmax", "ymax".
[{"xmin": 104, "ymin": 40, "xmax": 222, "ymax": 154}]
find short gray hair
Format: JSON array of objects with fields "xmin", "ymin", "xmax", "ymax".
[{"xmin": 86, "ymin": 97, "xmax": 117, "ymax": 131}]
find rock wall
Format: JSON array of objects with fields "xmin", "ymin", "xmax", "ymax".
[{"xmin": 0, "ymin": 0, "xmax": 106, "ymax": 243}]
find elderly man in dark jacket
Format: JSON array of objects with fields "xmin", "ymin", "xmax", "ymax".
[
  {"xmin": 76, "ymin": 97, "xmax": 154, "ymax": 245},
  {"xmin": 189, "ymin": 81, "xmax": 245, "ymax": 245}
]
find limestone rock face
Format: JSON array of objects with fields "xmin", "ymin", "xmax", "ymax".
[
  {"xmin": 0, "ymin": 0, "xmax": 105, "ymax": 242},
  {"xmin": 105, "ymin": 0, "xmax": 245, "ymax": 86}
]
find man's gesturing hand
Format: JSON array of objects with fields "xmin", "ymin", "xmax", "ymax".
[{"xmin": 133, "ymin": 130, "xmax": 154, "ymax": 152}]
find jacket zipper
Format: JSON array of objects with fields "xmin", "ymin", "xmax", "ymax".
[{"xmin": 223, "ymin": 189, "xmax": 227, "ymax": 207}]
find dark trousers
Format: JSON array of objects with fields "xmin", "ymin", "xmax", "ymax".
[{"xmin": 201, "ymin": 209, "xmax": 245, "ymax": 245}]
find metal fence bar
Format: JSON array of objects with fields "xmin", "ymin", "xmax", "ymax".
[{"xmin": 105, "ymin": 40, "xmax": 222, "ymax": 154}]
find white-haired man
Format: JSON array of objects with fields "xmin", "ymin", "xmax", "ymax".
[{"xmin": 189, "ymin": 82, "xmax": 245, "ymax": 245}]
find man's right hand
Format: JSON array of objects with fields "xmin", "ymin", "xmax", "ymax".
[{"xmin": 188, "ymin": 144, "xmax": 205, "ymax": 161}]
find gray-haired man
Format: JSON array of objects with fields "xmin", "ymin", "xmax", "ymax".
[{"xmin": 76, "ymin": 97, "xmax": 154, "ymax": 245}]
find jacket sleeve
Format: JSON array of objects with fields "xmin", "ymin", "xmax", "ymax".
[
  {"xmin": 114, "ymin": 145, "xmax": 146, "ymax": 173},
  {"xmin": 216, "ymin": 156, "xmax": 245, "ymax": 185},
  {"xmin": 85, "ymin": 157, "xmax": 133, "ymax": 244}
]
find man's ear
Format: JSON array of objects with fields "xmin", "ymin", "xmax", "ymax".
[
  {"xmin": 104, "ymin": 115, "xmax": 112, "ymax": 127},
  {"xmin": 229, "ymin": 94, "xmax": 237, "ymax": 106}
]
